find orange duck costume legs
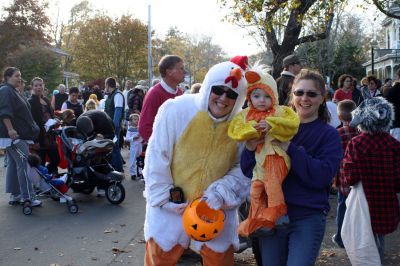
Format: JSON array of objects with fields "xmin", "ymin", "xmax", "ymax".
[
  {"xmin": 145, "ymin": 239, "xmax": 234, "ymax": 266},
  {"xmin": 238, "ymin": 154, "xmax": 288, "ymax": 237}
]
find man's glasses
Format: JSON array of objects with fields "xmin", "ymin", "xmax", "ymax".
[
  {"xmin": 211, "ymin": 85, "xmax": 238, "ymax": 100},
  {"xmin": 293, "ymin": 90, "xmax": 321, "ymax": 98}
]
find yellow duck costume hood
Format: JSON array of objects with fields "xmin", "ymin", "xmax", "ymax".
[
  {"xmin": 195, "ymin": 56, "xmax": 248, "ymax": 121},
  {"xmin": 245, "ymin": 63, "xmax": 279, "ymax": 122}
]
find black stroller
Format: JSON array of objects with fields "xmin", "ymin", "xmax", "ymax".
[
  {"xmin": 11, "ymin": 142, "xmax": 78, "ymax": 215},
  {"xmin": 59, "ymin": 126, "xmax": 125, "ymax": 204}
]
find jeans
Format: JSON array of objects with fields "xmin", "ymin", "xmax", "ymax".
[
  {"xmin": 258, "ymin": 213, "xmax": 326, "ymax": 266},
  {"xmin": 111, "ymin": 143, "xmax": 124, "ymax": 172},
  {"xmin": 334, "ymin": 190, "xmax": 347, "ymax": 247},
  {"xmin": 374, "ymin": 234, "xmax": 385, "ymax": 263}
]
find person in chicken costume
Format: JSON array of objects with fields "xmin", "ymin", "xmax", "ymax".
[
  {"xmin": 228, "ymin": 63, "xmax": 300, "ymax": 237},
  {"xmin": 143, "ymin": 56, "xmax": 251, "ymax": 266}
]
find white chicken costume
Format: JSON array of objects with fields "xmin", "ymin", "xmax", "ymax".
[{"xmin": 143, "ymin": 59, "xmax": 251, "ymax": 265}]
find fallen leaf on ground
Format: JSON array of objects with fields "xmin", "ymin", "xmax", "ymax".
[{"xmin": 137, "ymin": 239, "xmax": 145, "ymax": 244}]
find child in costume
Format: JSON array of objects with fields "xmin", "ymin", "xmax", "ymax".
[
  {"xmin": 228, "ymin": 64, "xmax": 300, "ymax": 236},
  {"xmin": 125, "ymin": 113, "xmax": 142, "ymax": 180},
  {"xmin": 332, "ymin": 99, "xmax": 359, "ymax": 248},
  {"xmin": 343, "ymin": 97, "xmax": 400, "ymax": 263}
]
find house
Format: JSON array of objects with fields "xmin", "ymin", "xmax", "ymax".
[{"xmin": 363, "ymin": 2, "xmax": 400, "ymax": 79}]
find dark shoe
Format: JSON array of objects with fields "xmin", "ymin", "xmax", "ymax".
[
  {"xmin": 332, "ymin": 234, "xmax": 345, "ymax": 248},
  {"xmin": 131, "ymin": 175, "xmax": 137, "ymax": 180}
]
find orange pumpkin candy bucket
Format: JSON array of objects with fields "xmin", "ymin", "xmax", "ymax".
[{"xmin": 182, "ymin": 198, "xmax": 225, "ymax": 242}]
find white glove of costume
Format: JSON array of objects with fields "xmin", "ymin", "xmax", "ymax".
[
  {"xmin": 202, "ymin": 190, "xmax": 224, "ymax": 210},
  {"xmin": 161, "ymin": 202, "xmax": 188, "ymax": 215}
]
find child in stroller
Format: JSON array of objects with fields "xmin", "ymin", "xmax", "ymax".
[
  {"xmin": 10, "ymin": 144, "xmax": 78, "ymax": 215},
  {"xmin": 59, "ymin": 125, "xmax": 126, "ymax": 204}
]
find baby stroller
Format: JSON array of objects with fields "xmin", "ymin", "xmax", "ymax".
[
  {"xmin": 11, "ymin": 141, "xmax": 78, "ymax": 215},
  {"xmin": 59, "ymin": 126, "xmax": 125, "ymax": 204}
]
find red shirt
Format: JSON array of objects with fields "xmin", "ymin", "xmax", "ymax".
[
  {"xmin": 138, "ymin": 83, "xmax": 183, "ymax": 142},
  {"xmin": 335, "ymin": 126, "xmax": 359, "ymax": 196},
  {"xmin": 333, "ymin": 88, "xmax": 352, "ymax": 103},
  {"xmin": 343, "ymin": 132, "xmax": 400, "ymax": 235}
]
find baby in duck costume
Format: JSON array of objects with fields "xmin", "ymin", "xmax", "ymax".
[{"xmin": 228, "ymin": 64, "xmax": 300, "ymax": 236}]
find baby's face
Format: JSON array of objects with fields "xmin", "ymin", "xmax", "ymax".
[
  {"xmin": 129, "ymin": 116, "xmax": 139, "ymax": 127},
  {"xmin": 250, "ymin": 88, "xmax": 272, "ymax": 111}
]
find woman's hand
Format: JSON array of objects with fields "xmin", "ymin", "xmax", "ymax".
[
  {"xmin": 8, "ymin": 129, "xmax": 19, "ymax": 140},
  {"xmin": 245, "ymin": 137, "xmax": 264, "ymax": 151}
]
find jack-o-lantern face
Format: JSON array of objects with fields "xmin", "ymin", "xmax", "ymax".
[{"xmin": 182, "ymin": 199, "xmax": 225, "ymax": 242}]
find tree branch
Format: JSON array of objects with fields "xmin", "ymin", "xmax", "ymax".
[
  {"xmin": 296, "ymin": 9, "xmax": 335, "ymax": 45},
  {"xmin": 372, "ymin": 0, "xmax": 400, "ymax": 19}
]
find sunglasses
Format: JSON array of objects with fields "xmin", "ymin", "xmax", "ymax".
[
  {"xmin": 293, "ymin": 90, "xmax": 321, "ymax": 98},
  {"xmin": 211, "ymin": 85, "xmax": 238, "ymax": 100}
]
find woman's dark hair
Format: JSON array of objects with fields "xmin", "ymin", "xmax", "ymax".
[
  {"xmin": 31, "ymin": 77, "xmax": 44, "ymax": 86},
  {"xmin": 158, "ymin": 55, "xmax": 183, "ymax": 78},
  {"xmin": 291, "ymin": 69, "xmax": 330, "ymax": 123},
  {"xmin": 337, "ymin": 74, "xmax": 352, "ymax": 88},
  {"xmin": 3, "ymin": 67, "xmax": 20, "ymax": 83},
  {"xmin": 106, "ymin": 77, "xmax": 117, "ymax": 88},
  {"xmin": 366, "ymin": 75, "xmax": 379, "ymax": 85}
]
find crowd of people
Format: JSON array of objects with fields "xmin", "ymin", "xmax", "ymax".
[{"xmin": 0, "ymin": 52, "xmax": 399, "ymax": 266}]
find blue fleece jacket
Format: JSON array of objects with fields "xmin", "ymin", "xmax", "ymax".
[{"xmin": 241, "ymin": 118, "xmax": 342, "ymax": 218}]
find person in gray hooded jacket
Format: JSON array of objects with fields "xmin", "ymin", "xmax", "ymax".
[{"xmin": 0, "ymin": 67, "xmax": 40, "ymax": 205}]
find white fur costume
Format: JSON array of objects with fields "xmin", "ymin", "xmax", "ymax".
[{"xmin": 143, "ymin": 61, "xmax": 251, "ymax": 253}]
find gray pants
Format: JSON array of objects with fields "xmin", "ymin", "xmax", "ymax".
[{"xmin": 5, "ymin": 140, "xmax": 34, "ymax": 200}]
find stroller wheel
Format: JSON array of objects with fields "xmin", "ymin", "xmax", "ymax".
[
  {"xmin": 106, "ymin": 183, "xmax": 125, "ymax": 205},
  {"xmin": 67, "ymin": 201, "xmax": 79, "ymax": 214},
  {"xmin": 22, "ymin": 200, "xmax": 32, "ymax": 215}
]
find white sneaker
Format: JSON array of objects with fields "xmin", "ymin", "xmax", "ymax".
[
  {"xmin": 30, "ymin": 199, "xmax": 42, "ymax": 207},
  {"xmin": 96, "ymin": 189, "xmax": 106, "ymax": 197},
  {"xmin": 8, "ymin": 194, "xmax": 21, "ymax": 205}
]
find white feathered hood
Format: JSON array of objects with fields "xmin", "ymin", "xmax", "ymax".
[{"xmin": 194, "ymin": 61, "xmax": 247, "ymax": 121}]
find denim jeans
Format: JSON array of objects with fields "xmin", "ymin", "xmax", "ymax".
[
  {"xmin": 258, "ymin": 213, "xmax": 326, "ymax": 266},
  {"xmin": 111, "ymin": 144, "xmax": 124, "ymax": 172},
  {"xmin": 374, "ymin": 234, "xmax": 385, "ymax": 263},
  {"xmin": 334, "ymin": 190, "xmax": 347, "ymax": 247}
]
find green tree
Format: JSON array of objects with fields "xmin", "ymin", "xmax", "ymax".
[
  {"xmin": 220, "ymin": 0, "xmax": 340, "ymax": 78},
  {"xmin": 67, "ymin": 14, "xmax": 148, "ymax": 84},
  {"xmin": 297, "ymin": 13, "xmax": 366, "ymax": 86},
  {"xmin": 0, "ymin": 0, "xmax": 50, "ymax": 69},
  {"xmin": 154, "ymin": 28, "xmax": 227, "ymax": 83},
  {"xmin": 6, "ymin": 45, "xmax": 62, "ymax": 90}
]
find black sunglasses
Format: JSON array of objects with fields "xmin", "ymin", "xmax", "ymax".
[
  {"xmin": 293, "ymin": 90, "xmax": 321, "ymax": 98},
  {"xmin": 211, "ymin": 85, "xmax": 238, "ymax": 100}
]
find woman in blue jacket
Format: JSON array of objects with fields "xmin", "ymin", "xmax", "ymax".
[{"xmin": 241, "ymin": 69, "xmax": 342, "ymax": 266}]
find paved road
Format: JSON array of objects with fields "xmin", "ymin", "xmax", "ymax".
[
  {"xmin": 0, "ymin": 148, "xmax": 146, "ymax": 266},
  {"xmin": 1, "ymin": 148, "xmax": 399, "ymax": 266}
]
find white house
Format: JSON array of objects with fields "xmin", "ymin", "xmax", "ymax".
[{"xmin": 363, "ymin": 2, "xmax": 400, "ymax": 79}]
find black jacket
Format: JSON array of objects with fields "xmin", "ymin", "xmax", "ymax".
[
  {"xmin": 28, "ymin": 94, "xmax": 54, "ymax": 145},
  {"xmin": 0, "ymin": 83, "xmax": 39, "ymax": 140}
]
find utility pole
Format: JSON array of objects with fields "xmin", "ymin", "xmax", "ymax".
[{"xmin": 147, "ymin": 4, "xmax": 153, "ymax": 88}]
